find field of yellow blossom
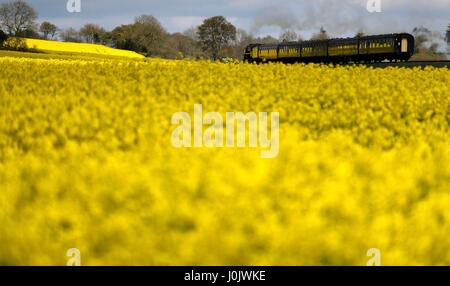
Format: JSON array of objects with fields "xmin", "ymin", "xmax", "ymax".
[
  {"xmin": 0, "ymin": 56, "xmax": 449, "ymax": 265},
  {"xmin": 24, "ymin": 38, "xmax": 145, "ymax": 59}
]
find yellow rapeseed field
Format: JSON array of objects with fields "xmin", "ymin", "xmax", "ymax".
[
  {"xmin": 24, "ymin": 38, "xmax": 145, "ymax": 59},
  {"xmin": 0, "ymin": 56, "xmax": 449, "ymax": 265}
]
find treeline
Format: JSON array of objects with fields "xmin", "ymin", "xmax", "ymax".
[
  {"xmin": 51, "ymin": 16, "xmax": 287, "ymax": 60},
  {"xmin": 1, "ymin": 0, "xmax": 449, "ymax": 59},
  {"xmin": 0, "ymin": 0, "xmax": 335, "ymax": 60}
]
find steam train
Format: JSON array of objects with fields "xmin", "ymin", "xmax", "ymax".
[{"xmin": 243, "ymin": 33, "xmax": 415, "ymax": 64}]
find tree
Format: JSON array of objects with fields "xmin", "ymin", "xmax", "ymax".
[
  {"xmin": 231, "ymin": 28, "xmax": 255, "ymax": 59},
  {"xmin": 446, "ymin": 24, "xmax": 450, "ymax": 55},
  {"xmin": 21, "ymin": 27, "xmax": 39, "ymax": 38},
  {"xmin": 446, "ymin": 24, "xmax": 450, "ymax": 44},
  {"xmin": 132, "ymin": 15, "xmax": 167, "ymax": 56},
  {"xmin": 60, "ymin": 27, "xmax": 81, "ymax": 42},
  {"xmin": 257, "ymin": 35, "xmax": 278, "ymax": 45},
  {"xmin": 111, "ymin": 24, "xmax": 137, "ymax": 51},
  {"xmin": 99, "ymin": 31, "xmax": 113, "ymax": 46},
  {"xmin": 280, "ymin": 30, "xmax": 298, "ymax": 42},
  {"xmin": 183, "ymin": 26, "xmax": 199, "ymax": 41},
  {"xmin": 39, "ymin": 21, "xmax": 57, "ymax": 39},
  {"xmin": 197, "ymin": 16, "xmax": 236, "ymax": 60},
  {"xmin": 162, "ymin": 32, "xmax": 203, "ymax": 59},
  {"xmin": 0, "ymin": 0, "xmax": 37, "ymax": 36},
  {"xmin": 0, "ymin": 29, "xmax": 7, "ymax": 46},
  {"xmin": 311, "ymin": 26, "xmax": 329, "ymax": 40},
  {"xmin": 80, "ymin": 23, "xmax": 105, "ymax": 44},
  {"xmin": 110, "ymin": 15, "xmax": 167, "ymax": 56}
]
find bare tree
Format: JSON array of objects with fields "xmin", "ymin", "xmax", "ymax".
[
  {"xmin": 446, "ymin": 24, "xmax": 450, "ymax": 44},
  {"xmin": 446, "ymin": 24, "xmax": 450, "ymax": 55},
  {"xmin": 80, "ymin": 23, "xmax": 105, "ymax": 44},
  {"xmin": 280, "ymin": 30, "xmax": 298, "ymax": 42},
  {"xmin": 60, "ymin": 27, "xmax": 81, "ymax": 42},
  {"xmin": 231, "ymin": 28, "xmax": 255, "ymax": 59},
  {"xmin": 257, "ymin": 35, "xmax": 278, "ymax": 45},
  {"xmin": 162, "ymin": 32, "xmax": 204, "ymax": 59},
  {"xmin": 356, "ymin": 31, "xmax": 365, "ymax": 38},
  {"xmin": 0, "ymin": 0, "xmax": 37, "ymax": 36},
  {"xmin": 183, "ymin": 26, "xmax": 199, "ymax": 42},
  {"xmin": 39, "ymin": 21, "xmax": 58, "ymax": 39},
  {"xmin": 198, "ymin": 16, "xmax": 236, "ymax": 60}
]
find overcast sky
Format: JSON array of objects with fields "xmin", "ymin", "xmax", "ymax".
[{"xmin": 9, "ymin": 0, "xmax": 450, "ymax": 38}]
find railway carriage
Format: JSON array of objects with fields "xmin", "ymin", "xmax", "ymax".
[{"xmin": 243, "ymin": 33, "xmax": 415, "ymax": 64}]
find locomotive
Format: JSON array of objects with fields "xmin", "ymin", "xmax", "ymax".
[{"xmin": 243, "ymin": 33, "xmax": 415, "ymax": 64}]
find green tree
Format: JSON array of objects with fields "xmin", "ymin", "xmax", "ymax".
[
  {"xmin": 0, "ymin": 0, "xmax": 37, "ymax": 36},
  {"xmin": 0, "ymin": 29, "xmax": 7, "ymax": 46},
  {"xmin": 39, "ymin": 21, "xmax": 57, "ymax": 39},
  {"xmin": 110, "ymin": 15, "xmax": 167, "ymax": 56},
  {"xmin": 132, "ymin": 15, "xmax": 167, "ymax": 56},
  {"xmin": 111, "ymin": 24, "xmax": 137, "ymax": 51},
  {"xmin": 197, "ymin": 16, "xmax": 236, "ymax": 60}
]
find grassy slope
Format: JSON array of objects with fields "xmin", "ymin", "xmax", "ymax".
[
  {"xmin": 24, "ymin": 38, "xmax": 144, "ymax": 59},
  {"xmin": 0, "ymin": 49, "xmax": 146, "ymax": 61}
]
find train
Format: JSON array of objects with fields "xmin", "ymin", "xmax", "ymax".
[{"xmin": 243, "ymin": 33, "xmax": 415, "ymax": 64}]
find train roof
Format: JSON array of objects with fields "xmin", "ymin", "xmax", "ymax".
[{"xmin": 248, "ymin": 33, "xmax": 414, "ymax": 48}]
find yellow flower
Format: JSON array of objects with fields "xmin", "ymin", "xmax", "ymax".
[{"xmin": 0, "ymin": 56, "xmax": 449, "ymax": 265}]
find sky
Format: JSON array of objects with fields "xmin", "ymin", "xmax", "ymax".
[{"xmin": 5, "ymin": 0, "xmax": 450, "ymax": 38}]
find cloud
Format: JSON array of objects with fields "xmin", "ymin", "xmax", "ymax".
[
  {"xmin": 6, "ymin": 0, "xmax": 449, "ymax": 35},
  {"xmin": 167, "ymin": 16, "xmax": 205, "ymax": 31},
  {"xmin": 250, "ymin": 0, "xmax": 450, "ymax": 36}
]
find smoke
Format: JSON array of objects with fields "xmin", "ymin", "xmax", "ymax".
[
  {"xmin": 426, "ymin": 32, "xmax": 447, "ymax": 54},
  {"xmin": 413, "ymin": 27, "xmax": 449, "ymax": 55},
  {"xmin": 250, "ymin": 0, "xmax": 445, "ymax": 39},
  {"xmin": 250, "ymin": 0, "xmax": 376, "ymax": 36}
]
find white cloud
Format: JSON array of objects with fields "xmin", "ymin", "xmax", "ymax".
[
  {"xmin": 250, "ymin": 0, "xmax": 450, "ymax": 36},
  {"xmin": 166, "ymin": 16, "xmax": 205, "ymax": 31},
  {"xmin": 19, "ymin": 0, "xmax": 449, "ymax": 35}
]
